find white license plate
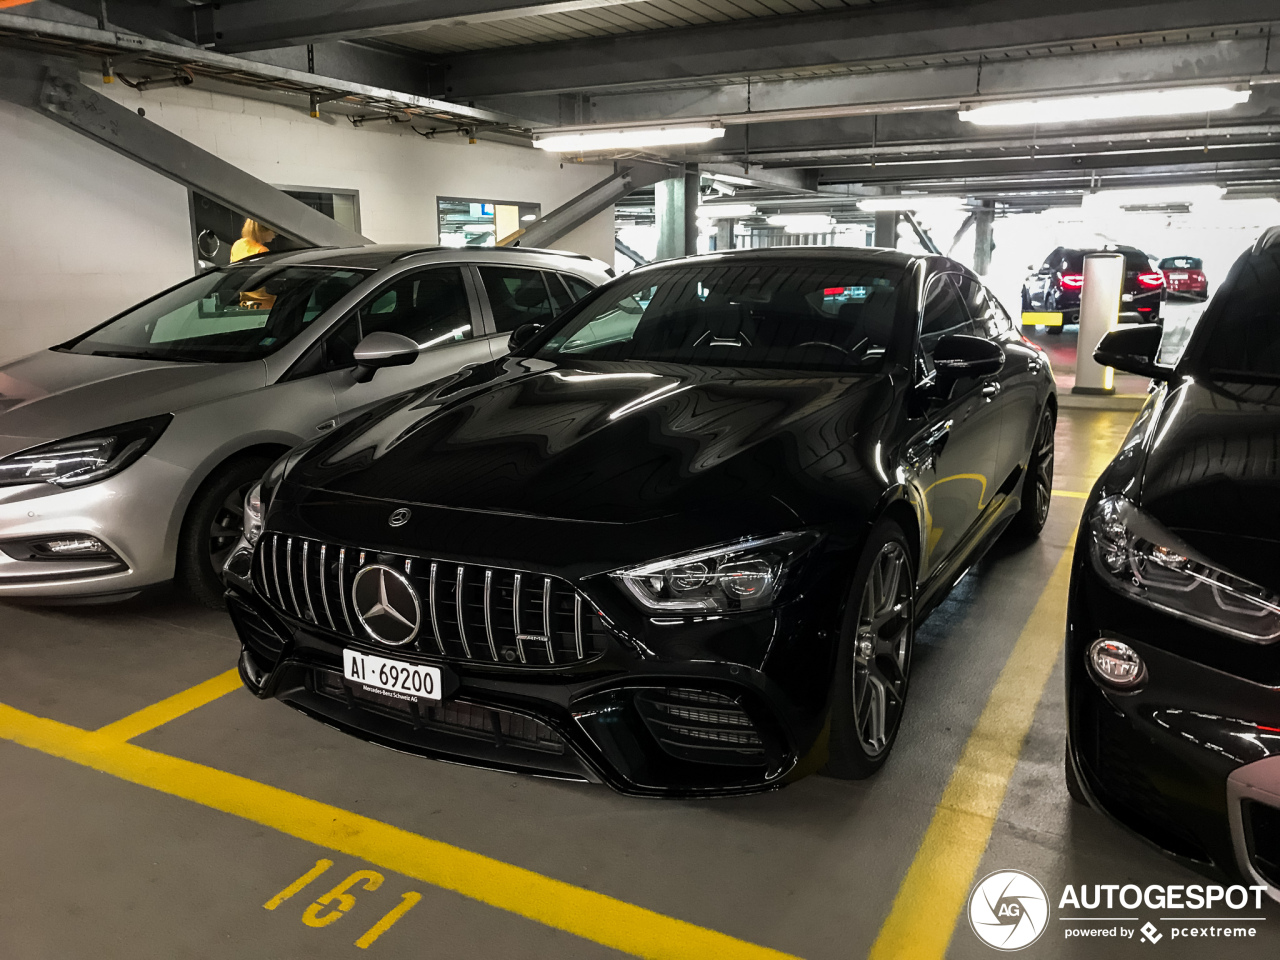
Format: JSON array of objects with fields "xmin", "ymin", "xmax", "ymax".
[
  {"xmin": 343, "ymin": 649, "xmax": 441, "ymax": 702},
  {"xmin": 1170, "ymin": 272, "xmax": 1188, "ymax": 279}
]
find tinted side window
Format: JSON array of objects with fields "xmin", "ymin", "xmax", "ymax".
[
  {"xmin": 1197, "ymin": 247, "xmax": 1280, "ymax": 378},
  {"xmin": 479, "ymin": 266, "xmax": 557, "ymax": 333},
  {"xmin": 358, "ymin": 267, "xmax": 473, "ymax": 347},
  {"xmin": 955, "ymin": 276, "xmax": 1013, "ymax": 338},
  {"xmin": 919, "ymin": 275, "xmax": 977, "ymax": 367},
  {"xmin": 543, "ymin": 272, "xmax": 572, "ymax": 314},
  {"xmin": 561, "ymin": 273, "xmax": 595, "ymax": 301}
]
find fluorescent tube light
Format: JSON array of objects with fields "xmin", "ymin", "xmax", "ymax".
[
  {"xmin": 960, "ymin": 86, "xmax": 1251, "ymax": 126},
  {"xmin": 696, "ymin": 203, "xmax": 756, "ymax": 218},
  {"xmin": 1088, "ymin": 185, "xmax": 1225, "ymax": 208},
  {"xmin": 858, "ymin": 196, "xmax": 964, "ymax": 212},
  {"xmin": 766, "ymin": 214, "xmax": 834, "ymax": 229},
  {"xmin": 533, "ymin": 124, "xmax": 726, "ymax": 152}
]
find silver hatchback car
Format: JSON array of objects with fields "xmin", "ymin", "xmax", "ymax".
[{"xmin": 0, "ymin": 244, "xmax": 610, "ymax": 605}]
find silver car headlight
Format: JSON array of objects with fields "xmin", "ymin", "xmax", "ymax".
[
  {"xmin": 1089, "ymin": 495, "xmax": 1280, "ymax": 643},
  {"xmin": 610, "ymin": 532, "xmax": 817, "ymax": 613},
  {"xmin": 0, "ymin": 415, "xmax": 172, "ymax": 488},
  {"xmin": 242, "ymin": 481, "xmax": 265, "ymax": 546}
]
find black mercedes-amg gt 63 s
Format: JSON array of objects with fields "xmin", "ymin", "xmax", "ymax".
[
  {"xmin": 1066, "ymin": 229, "xmax": 1280, "ymax": 900},
  {"xmin": 223, "ymin": 248, "xmax": 1057, "ymax": 797}
]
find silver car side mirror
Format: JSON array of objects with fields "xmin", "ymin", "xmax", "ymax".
[{"xmin": 352, "ymin": 331, "xmax": 419, "ymax": 383}]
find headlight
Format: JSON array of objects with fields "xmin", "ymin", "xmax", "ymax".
[
  {"xmin": 1088, "ymin": 495, "xmax": 1280, "ymax": 643},
  {"xmin": 242, "ymin": 481, "xmax": 265, "ymax": 546},
  {"xmin": 610, "ymin": 532, "xmax": 817, "ymax": 613},
  {"xmin": 0, "ymin": 415, "xmax": 172, "ymax": 488}
]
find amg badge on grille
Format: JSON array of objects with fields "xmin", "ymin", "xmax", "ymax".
[
  {"xmin": 388, "ymin": 507, "xmax": 412, "ymax": 527},
  {"xmin": 351, "ymin": 565, "xmax": 421, "ymax": 645}
]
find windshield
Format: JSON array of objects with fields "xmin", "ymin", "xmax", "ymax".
[
  {"xmin": 1193, "ymin": 246, "xmax": 1280, "ymax": 381},
  {"xmin": 62, "ymin": 265, "xmax": 370, "ymax": 363},
  {"xmin": 535, "ymin": 260, "xmax": 904, "ymax": 373},
  {"xmin": 1159, "ymin": 257, "xmax": 1202, "ymax": 270}
]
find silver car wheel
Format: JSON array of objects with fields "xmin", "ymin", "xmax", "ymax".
[{"xmin": 852, "ymin": 541, "xmax": 913, "ymax": 756}]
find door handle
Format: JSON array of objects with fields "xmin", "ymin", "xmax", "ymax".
[
  {"xmin": 316, "ymin": 418, "xmax": 337, "ymax": 432},
  {"xmin": 908, "ymin": 419, "xmax": 952, "ymax": 472},
  {"xmin": 923, "ymin": 418, "xmax": 953, "ymax": 447},
  {"xmin": 981, "ymin": 382, "xmax": 1002, "ymax": 401}
]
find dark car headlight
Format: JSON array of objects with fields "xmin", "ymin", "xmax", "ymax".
[
  {"xmin": 0, "ymin": 415, "xmax": 172, "ymax": 488},
  {"xmin": 610, "ymin": 532, "xmax": 818, "ymax": 614},
  {"xmin": 1088, "ymin": 495, "xmax": 1280, "ymax": 643}
]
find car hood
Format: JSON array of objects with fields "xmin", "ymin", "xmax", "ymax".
[
  {"xmin": 1139, "ymin": 378, "xmax": 1280, "ymax": 588},
  {"xmin": 286, "ymin": 358, "xmax": 894, "ymax": 572},
  {"xmin": 0, "ymin": 349, "xmax": 266, "ymax": 456}
]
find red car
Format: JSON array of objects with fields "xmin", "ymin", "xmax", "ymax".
[{"xmin": 1159, "ymin": 256, "xmax": 1208, "ymax": 301}]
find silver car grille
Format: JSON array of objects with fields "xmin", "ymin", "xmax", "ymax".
[{"xmin": 253, "ymin": 533, "xmax": 608, "ymax": 667}]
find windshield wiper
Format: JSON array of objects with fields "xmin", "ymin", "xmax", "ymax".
[{"xmin": 87, "ymin": 349, "xmax": 207, "ymax": 363}]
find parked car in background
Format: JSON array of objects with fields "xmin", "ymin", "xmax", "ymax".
[
  {"xmin": 1066, "ymin": 228, "xmax": 1280, "ymax": 901},
  {"xmin": 223, "ymin": 248, "xmax": 1057, "ymax": 797},
  {"xmin": 1021, "ymin": 245, "xmax": 1164, "ymax": 333},
  {"xmin": 0, "ymin": 245, "xmax": 609, "ymax": 606},
  {"xmin": 1158, "ymin": 256, "xmax": 1209, "ymax": 301}
]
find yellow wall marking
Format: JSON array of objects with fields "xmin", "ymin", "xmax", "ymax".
[
  {"xmin": 303, "ymin": 869, "xmax": 384, "ymax": 928},
  {"xmin": 0, "ymin": 703, "xmax": 800, "ymax": 960},
  {"xmin": 95, "ymin": 668, "xmax": 242, "ymax": 741},
  {"xmin": 264, "ymin": 858, "xmax": 334, "ymax": 910},
  {"xmin": 868, "ymin": 535, "xmax": 1077, "ymax": 960},
  {"xmin": 1022, "ymin": 311, "xmax": 1063, "ymax": 327},
  {"xmin": 356, "ymin": 891, "xmax": 423, "ymax": 949}
]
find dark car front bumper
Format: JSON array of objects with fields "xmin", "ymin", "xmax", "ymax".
[
  {"xmin": 225, "ymin": 557, "xmax": 846, "ymax": 799},
  {"xmin": 1066, "ymin": 538, "xmax": 1280, "ymax": 890}
]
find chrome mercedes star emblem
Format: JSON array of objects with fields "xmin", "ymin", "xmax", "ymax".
[
  {"xmin": 388, "ymin": 507, "xmax": 412, "ymax": 527},
  {"xmin": 351, "ymin": 565, "xmax": 421, "ymax": 646}
]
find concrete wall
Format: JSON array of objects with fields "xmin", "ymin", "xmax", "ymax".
[{"xmin": 0, "ymin": 80, "xmax": 614, "ymax": 364}]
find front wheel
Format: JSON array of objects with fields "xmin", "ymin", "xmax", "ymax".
[
  {"xmin": 1010, "ymin": 407, "xmax": 1055, "ymax": 539},
  {"xmin": 177, "ymin": 456, "xmax": 273, "ymax": 608},
  {"xmin": 825, "ymin": 520, "xmax": 916, "ymax": 779}
]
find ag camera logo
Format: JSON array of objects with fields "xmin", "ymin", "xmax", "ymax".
[{"xmin": 968, "ymin": 870, "xmax": 1050, "ymax": 951}]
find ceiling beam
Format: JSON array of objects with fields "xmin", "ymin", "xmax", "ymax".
[
  {"xmin": 195, "ymin": 0, "xmax": 649, "ymax": 53},
  {"xmin": 445, "ymin": 0, "xmax": 1280, "ymax": 99}
]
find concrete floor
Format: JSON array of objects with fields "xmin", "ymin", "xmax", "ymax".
[{"xmin": 1, "ymin": 405, "xmax": 1276, "ymax": 959}]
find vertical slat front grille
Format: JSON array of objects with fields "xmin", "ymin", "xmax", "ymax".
[{"xmin": 252, "ymin": 535, "xmax": 608, "ymax": 668}]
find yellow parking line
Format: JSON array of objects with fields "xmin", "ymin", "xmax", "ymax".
[
  {"xmin": 95, "ymin": 668, "xmax": 243, "ymax": 741},
  {"xmin": 0, "ymin": 702, "xmax": 799, "ymax": 960},
  {"xmin": 1052, "ymin": 490, "xmax": 1090, "ymax": 499},
  {"xmin": 867, "ymin": 536, "xmax": 1077, "ymax": 960}
]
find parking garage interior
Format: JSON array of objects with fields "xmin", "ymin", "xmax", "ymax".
[{"xmin": 3, "ymin": 1, "xmax": 1280, "ymax": 958}]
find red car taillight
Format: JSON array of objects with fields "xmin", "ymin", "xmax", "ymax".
[
  {"xmin": 1137, "ymin": 272, "xmax": 1165, "ymax": 288},
  {"xmin": 1060, "ymin": 273, "xmax": 1084, "ymax": 288}
]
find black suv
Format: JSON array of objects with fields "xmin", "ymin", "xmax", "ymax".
[
  {"xmin": 1022, "ymin": 245, "xmax": 1164, "ymax": 332},
  {"xmin": 224, "ymin": 249, "xmax": 1056, "ymax": 797}
]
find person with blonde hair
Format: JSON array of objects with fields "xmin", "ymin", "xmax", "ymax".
[
  {"xmin": 230, "ymin": 218, "xmax": 276, "ymax": 262},
  {"xmin": 231, "ymin": 219, "xmax": 278, "ymax": 308}
]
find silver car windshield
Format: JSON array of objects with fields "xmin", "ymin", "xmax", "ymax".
[
  {"xmin": 536, "ymin": 260, "xmax": 903, "ymax": 373},
  {"xmin": 61, "ymin": 264, "xmax": 370, "ymax": 363}
]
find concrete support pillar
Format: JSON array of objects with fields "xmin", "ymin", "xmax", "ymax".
[
  {"xmin": 974, "ymin": 200, "xmax": 995, "ymax": 276},
  {"xmin": 656, "ymin": 166, "xmax": 698, "ymax": 260},
  {"xmin": 873, "ymin": 210, "xmax": 898, "ymax": 249}
]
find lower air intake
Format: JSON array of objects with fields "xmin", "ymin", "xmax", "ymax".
[
  {"xmin": 634, "ymin": 688, "xmax": 766, "ymax": 767},
  {"xmin": 1245, "ymin": 801, "xmax": 1280, "ymax": 888}
]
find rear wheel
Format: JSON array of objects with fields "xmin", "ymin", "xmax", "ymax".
[
  {"xmin": 177, "ymin": 456, "xmax": 273, "ymax": 609},
  {"xmin": 1010, "ymin": 407, "xmax": 1055, "ymax": 539},
  {"xmin": 825, "ymin": 520, "xmax": 916, "ymax": 779}
]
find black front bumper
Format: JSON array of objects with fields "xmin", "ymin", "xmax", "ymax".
[
  {"xmin": 1066, "ymin": 539, "xmax": 1280, "ymax": 882},
  {"xmin": 227, "ymin": 585, "xmax": 834, "ymax": 798}
]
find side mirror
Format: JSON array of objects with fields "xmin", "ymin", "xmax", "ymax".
[
  {"xmin": 508, "ymin": 323, "xmax": 543, "ymax": 353},
  {"xmin": 352, "ymin": 331, "xmax": 419, "ymax": 383},
  {"xmin": 1094, "ymin": 324, "xmax": 1172, "ymax": 380},
  {"xmin": 933, "ymin": 334, "xmax": 1005, "ymax": 385}
]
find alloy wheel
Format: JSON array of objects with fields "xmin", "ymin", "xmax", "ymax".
[
  {"xmin": 1031, "ymin": 412, "xmax": 1055, "ymax": 526},
  {"xmin": 852, "ymin": 541, "xmax": 914, "ymax": 756},
  {"xmin": 208, "ymin": 482, "xmax": 252, "ymax": 572}
]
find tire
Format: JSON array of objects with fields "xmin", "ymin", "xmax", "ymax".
[
  {"xmin": 1010, "ymin": 407, "xmax": 1055, "ymax": 539},
  {"xmin": 824, "ymin": 519, "xmax": 916, "ymax": 779},
  {"xmin": 1065, "ymin": 740, "xmax": 1089, "ymax": 805},
  {"xmin": 177, "ymin": 455, "xmax": 273, "ymax": 609},
  {"xmin": 1021, "ymin": 288, "xmax": 1032, "ymax": 312}
]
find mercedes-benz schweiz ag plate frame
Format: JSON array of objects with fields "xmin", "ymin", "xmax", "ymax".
[
  {"xmin": 224, "ymin": 249, "xmax": 1057, "ymax": 797},
  {"xmin": 0, "ymin": 245, "xmax": 607, "ymax": 606},
  {"xmin": 1066, "ymin": 229, "xmax": 1280, "ymax": 901}
]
